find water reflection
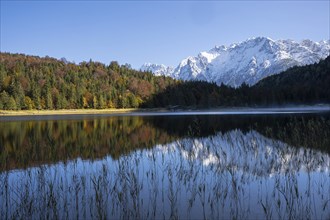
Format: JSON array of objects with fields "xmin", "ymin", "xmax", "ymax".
[
  {"xmin": 0, "ymin": 113, "xmax": 330, "ymax": 219},
  {"xmin": 0, "ymin": 117, "xmax": 177, "ymax": 171}
]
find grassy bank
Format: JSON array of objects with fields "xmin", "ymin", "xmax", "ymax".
[{"xmin": 0, "ymin": 108, "xmax": 138, "ymax": 116}]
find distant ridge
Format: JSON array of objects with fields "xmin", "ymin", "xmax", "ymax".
[{"xmin": 141, "ymin": 37, "xmax": 330, "ymax": 87}]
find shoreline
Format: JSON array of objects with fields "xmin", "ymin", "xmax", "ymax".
[{"xmin": 0, "ymin": 105, "xmax": 329, "ymax": 117}]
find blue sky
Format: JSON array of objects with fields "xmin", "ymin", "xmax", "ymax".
[{"xmin": 1, "ymin": 1, "xmax": 329, "ymax": 68}]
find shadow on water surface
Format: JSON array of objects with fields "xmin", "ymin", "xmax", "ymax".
[{"xmin": 0, "ymin": 112, "xmax": 330, "ymax": 219}]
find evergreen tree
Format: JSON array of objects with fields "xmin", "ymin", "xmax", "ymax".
[{"xmin": 7, "ymin": 96, "xmax": 17, "ymax": 110}]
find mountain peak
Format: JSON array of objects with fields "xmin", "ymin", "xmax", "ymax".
[{"xmin": 246, "ymin": 36, "xmax": 273, "ymax": 42}]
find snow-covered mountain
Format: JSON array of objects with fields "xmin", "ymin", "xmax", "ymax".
[
  {"xmin": 140, "ymin": 63, "xmax": 173, "ymax": 77},
  {"xmin": 141, "ymin": 37, "xmax": 330, "ymax": 87}
]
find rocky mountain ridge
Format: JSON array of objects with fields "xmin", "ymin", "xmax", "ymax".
[{"xmin": 141, "ymin": 37, "xmax": 330, "ymax": 87}]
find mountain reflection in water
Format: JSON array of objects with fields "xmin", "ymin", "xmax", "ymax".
[{"xmin": 0, "ymin": 113, "xmax": 329, "ymax": 219}]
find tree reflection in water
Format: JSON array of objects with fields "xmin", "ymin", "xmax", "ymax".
[{"xmin": 0, "ymin": 113, "xmax": 329, "ymax": 219}]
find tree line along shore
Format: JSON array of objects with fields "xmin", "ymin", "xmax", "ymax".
[{"xmin": 1, "ymin": 53, "xmax": 329, "ymax": 111}]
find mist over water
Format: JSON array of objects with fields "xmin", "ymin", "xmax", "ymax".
[{"xmin": 1, "ymin": 110, "xmax": 330, "ymax": 219}]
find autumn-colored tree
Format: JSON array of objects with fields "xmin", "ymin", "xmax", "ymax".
[{"xmin": 24, "ymin": 96, "xmax": 33, "ymax": 110}]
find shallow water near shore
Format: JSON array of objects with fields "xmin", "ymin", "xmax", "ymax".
[{"xmin": 1, "ymin": 109, "xmax": 330, "ymax": 219}]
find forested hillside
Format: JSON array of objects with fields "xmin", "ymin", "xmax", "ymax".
[
  {"xmin": 253, "ymin": 55, "xmax": 330, "ymax": 104},
  {"xmin": 0, "ymin": 53, "xmax": 177, "ymax": 110},
  {"xmin": 0, "ymin": 53, "xmax": 329, "ymax": 110}
]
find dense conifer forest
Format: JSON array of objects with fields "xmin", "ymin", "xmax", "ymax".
[{"xmin": 0, "ymin": 52, "xmax": 329, "ymax": 110}]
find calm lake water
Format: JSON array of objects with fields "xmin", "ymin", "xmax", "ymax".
[{"xmin": 1, "ymin": 110, "xmax": 330, "ymax": 219}]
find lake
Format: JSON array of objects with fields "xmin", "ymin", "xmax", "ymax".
[{"xmin": 1, "ymin": 109, "xmax": 330, "ymax": 219}]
